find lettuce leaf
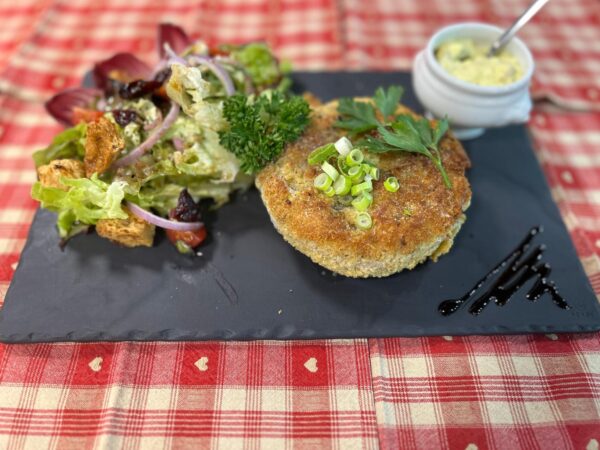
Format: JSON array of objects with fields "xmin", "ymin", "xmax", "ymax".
[
  {"xmin": 33, "ymin": 123, "xmax": 87, "ymax": 168},
  {"xmin": 232, "ymin": 43, "xmax": 282, "ymax": 87},
  {"xmin": 134, "ymin": 181, "xmax": 182, "ymax": 216},
  {"xmin": 187, "ymin": 174, "xmax": 253, "ymax": 207},
  {"xmin": 31, "ymin": 174, "xmax": 129, "ymax": 237},
  {"xmin": 130, "ymin": 169, "xmax": 253, "ymax": 216},
  {"xmin": 172, "ymin": 128, "xmax": 239, "ymax": 183},
  {"xmin": 166, "ymin": 64, "xmax": 226, "ymax": 131}
]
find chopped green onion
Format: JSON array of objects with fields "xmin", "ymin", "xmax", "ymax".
[
  {"xmin": 361, "ymin": 163, "xmax": 373, "ymax": 173},
  {"xmin": 346, "ymin": 149, "xmax": 364, "ymax": 167},
  {"xmin": 314, "ymin": 173, "xmax": 332, "ymax": 191},
  {"xmin": 384, "ymin": 176, "xmax": 400, "ymax": 192},
  {"xmin": 321, "ymin": 161, "xmax": 339, "ymax": 181},
  {"xmin": 333, "ymin": 175, "xmax": 352, "ymax": 195},
  {"xmin": 351, "ymin": 179, "xmax": 373, "ymax": 196},
  {"xmin": 337, "ymin": 155, "xmax": 350, "ymax": 176},
  {"xmin": 348, "ymin": 165, "xmax": 363, "ymax": 183},
  {"xmin": 324, "ymin": 185, "xmax": 336, "ymax": 197},
  {"xmin": 334, "ymin": 136, "xmax": 353, "ymax": 156},
  {"xmin": 355, "ymin": 212, "xmax": 373, "ymax": 230},
  {"xmin": 351, "ymin": 193, "xmax": 373, "ymax": 212},
  {"xmin": 308, "ymin": 143, "xmax": 336, "ymax": 165},
  {"xmin": 369, "ymin": 167, "xmax": 380, "ymax": 180}
]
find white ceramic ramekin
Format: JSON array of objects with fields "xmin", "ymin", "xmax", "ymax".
[{"xmin": 413, "ymin": 22, "xmax": 534, "ymax": 140}]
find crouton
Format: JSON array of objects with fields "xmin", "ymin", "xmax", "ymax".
[
  {"xmin": 37, "ymin": 159, "xmax": 85, "ymax": 191},
  {"xmin": 96, "ymin": 208, "xmax": 155, "ymax": 248},
  {"xmin": 84, "ymin": 116, "xmax": 125, "ymax": 177}
]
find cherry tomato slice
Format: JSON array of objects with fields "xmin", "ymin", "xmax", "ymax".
[{"xmin": 166, "ymin": 226, "xmax": 207, "ymax": 249}]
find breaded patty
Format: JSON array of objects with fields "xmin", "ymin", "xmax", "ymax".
[{"xmin": 255, "ymin": 99, "xmax": 472, "ymax": 278}]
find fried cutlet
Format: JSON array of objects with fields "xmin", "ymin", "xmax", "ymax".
[{"xmin": 255, "ymin": 98, "xmax": 472, "ymax": 278}]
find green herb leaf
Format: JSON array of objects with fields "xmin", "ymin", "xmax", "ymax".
[
  {"xmin": 383, "ymin": 114, "xmax": 452, "ymax": 188},
  {"xmin": 415, "ymin": 118, "xmax": 433, "ymax": 147},
  {"xmin": 334, "ymin": 85, "xmax": 452, "ymax": 189},
  {"xmin": 358, "ymin": 135, "xmax": 394, "ymax": 153},
  {"xmin": 334, "ymin": 98, "xmax": 380, "ymax": 135},
  {"xmin": 391, "ymin": 115, "xmax": 420, "ymax": 139},
  {"xmin": 219, "ymin": 92, "xmax": 310, "ymax": 174},
  {"xmin": 378, "ymin": 126, "xmax": 428, "ymax": 154},
  {"xmin": 432, "ymin": 117, "xmax": 449, "ymax": 146},
  {"xmin": 373, "ymin": 85, "xmax": 404, "ymax": 121}
]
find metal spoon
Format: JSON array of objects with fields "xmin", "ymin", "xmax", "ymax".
[{"xmin": 487, "ymin": 0, "xmax": 550, "ymax": 56}]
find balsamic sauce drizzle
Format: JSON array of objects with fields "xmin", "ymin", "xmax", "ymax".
[{"xmin": 438, "ymin": 227, "xmax": 570, "ymax": 316}]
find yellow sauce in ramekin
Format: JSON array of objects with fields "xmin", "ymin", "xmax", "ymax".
[{"xmin": 436, "ymin": 39, "xmax": 524, "ymax": 86}]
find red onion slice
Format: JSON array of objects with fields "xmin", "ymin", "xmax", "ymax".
[
  {"xmin": 113, "ymin": 101, "xmax": 180, "ymax": 168},
  {"xmin": 188, "ymin": 55, "xmax": 235, "ymax": 96},
  {"xmin": 45, "ymin": 88, "xmax": 103, "ymax": 126},
  {"xmin": 172, "ymin": 137, "xmax": 184, "ymax": 151},
  {"xmin": 127, "ymin": 202, "xmax": 203, "ymax": 231},
  {"xmin": 165, "ymin": 49, "xmax": 187, "ymax": 67},
  {"xmin": 144, "ymin": 108, "xmax": 163, "ymax": 131}
]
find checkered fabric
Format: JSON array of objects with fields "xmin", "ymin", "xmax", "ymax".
[{"xmin": 0, "ymin": 1, "xmax": 599, "ymax": 449}]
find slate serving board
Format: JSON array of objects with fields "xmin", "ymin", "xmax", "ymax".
[{"xmin": 1, "ymin": 71, "xmax": 599, "ymax": 343}]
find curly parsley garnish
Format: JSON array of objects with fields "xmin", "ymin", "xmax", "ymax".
[
  {"xmin": 219, "ymin": 92, "xmax": 310, "ymax": 174},
  {"xmin": 335, "ymin": 86, "xmax": 452, "ymax": 188}
]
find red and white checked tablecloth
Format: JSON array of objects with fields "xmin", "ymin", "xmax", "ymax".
[{"xmin": 0, "ymin": 1, "xmax": 599, "ymax": 449}]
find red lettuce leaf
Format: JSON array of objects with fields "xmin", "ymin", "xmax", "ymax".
[
  {"xmin": 45, "ymin": 87, "xmax": 103, "ymax": 126},
  {"xmin": 93, "ymin": 52, "xmax": 152, "ymax": 91},
  {"xmin": 158, "ymin": 23, "xmax": 191, "ymax": 58}
]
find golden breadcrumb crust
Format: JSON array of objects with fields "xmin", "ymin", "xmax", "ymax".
[{"xmin": 255, "ymin": 98, "xmax": 472, "ymax": 278}]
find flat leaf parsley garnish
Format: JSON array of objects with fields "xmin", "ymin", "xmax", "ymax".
[
  {"xmin": 219, "ymin": 91, "xmax": 310, "ymax": 174},
  {"xmin": 335, "ymin": 86, "xmax": 452, "ymax": 188}
]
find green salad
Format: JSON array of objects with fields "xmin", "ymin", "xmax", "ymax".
[{"xmin": 32, "ymin": 24, "xmax": 310, "ymax": 252}]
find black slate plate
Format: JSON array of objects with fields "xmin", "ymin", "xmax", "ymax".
[{"xmin": 1, "ymin": 72, "xmax": 599, "ymax": 343}]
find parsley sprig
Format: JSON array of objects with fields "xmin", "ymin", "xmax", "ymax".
[
  {"xmin": 335, "ymin": 86, "xmax": 452, "ymax": 188},
  {"xmin": 219, "ymin": 91, "xmax": 310, "ymax": 174}
]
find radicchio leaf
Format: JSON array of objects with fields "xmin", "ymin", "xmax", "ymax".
[
  {"xmin": 45, "ymin": 87, "xmax": 103, "ymax": 126},
  {"xmin": 93, "ymin": 52, "xmax": 152, "ymax": 92},
  {"xmin": 158, "ymin": 23, "xmax": 191, "ymax": 58}
]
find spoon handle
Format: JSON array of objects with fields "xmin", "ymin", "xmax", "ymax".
[{"xmin": 488, "ymin": 0, "xmax": 550, "ymax": 56}]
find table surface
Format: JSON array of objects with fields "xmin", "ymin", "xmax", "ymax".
[{"xmin": 0, "ymin": 1, "xmax": 599, "ymax": 449}]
